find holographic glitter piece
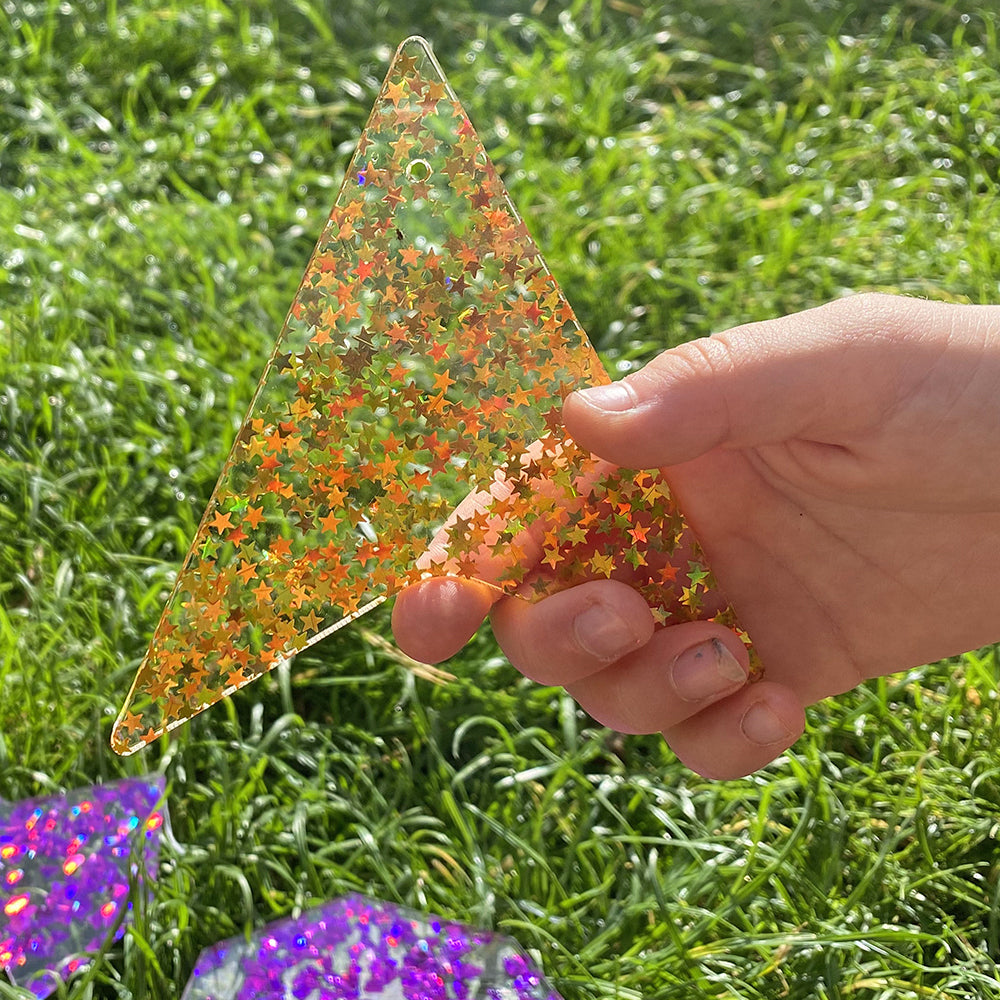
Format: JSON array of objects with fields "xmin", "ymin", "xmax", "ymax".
[
  {"xmin": 181, "ymin": 893, "xmax": 562, "ymax": 1000},
  {"xmin": 112, "ymin": 35, "xmax": 747, "ymax": 755},
  {"xmin": 0, "ymin": 776, "xmax": 165, "ymax": 998}
]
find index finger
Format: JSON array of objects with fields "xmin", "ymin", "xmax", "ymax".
[{"xmin": 392, "ymin": 437, "xmax": 603, "ymax": 663}]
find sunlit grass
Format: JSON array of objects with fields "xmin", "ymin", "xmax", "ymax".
[{"xmin": 3, "ymin": 0, "xmax": 1000, "ymax": 997}]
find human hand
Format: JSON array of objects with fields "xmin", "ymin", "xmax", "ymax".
[{"xmin": 392, "ymin": 293, "xmax": 1000, "ymax": 778}]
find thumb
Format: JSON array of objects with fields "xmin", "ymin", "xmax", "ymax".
[{"xmin": 564, "ymin": 294, "xmax": 916, "ymax": 469}]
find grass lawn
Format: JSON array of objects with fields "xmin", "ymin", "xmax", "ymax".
[{"xmin": 3, "ymin": 0, "xmax": 1000, "ymax": 996}]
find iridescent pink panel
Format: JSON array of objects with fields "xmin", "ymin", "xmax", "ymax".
[
  {"xmin": 0, "ymin": 776, "xmax": 165, "ymax": 997},
  {"xmin": 182, "ymin": 893, "xmax": 561, "ymax": 1000}
]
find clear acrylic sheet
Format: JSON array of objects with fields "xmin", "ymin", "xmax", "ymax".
[{"xmin": 113, "ymin": 36, "xmax": 747, "ymax": 755}]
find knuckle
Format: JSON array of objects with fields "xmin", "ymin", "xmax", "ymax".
[
  {"xmin": 635, "ymin": 333, "xmax": 738, "ymax": 394},
  {"xmin": 819, "ymin": 291, "xmax": 912, "ymax": 345},
  {"xmin": 686, "ymin": 332, "xmax": 741, "ymax": 377}
]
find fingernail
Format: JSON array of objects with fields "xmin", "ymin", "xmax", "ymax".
[
  {"xmin": 671, "ymin": 638, "xmax": 747, "ymax": 702},
  {"xmin": 741, "ymin": 701, "xmax": 794, "ymax": 747},
  {"xmin": 575, "ymin": 381, "xmax": 637, "ymax": 413},
  {"xmin": 573, "ymin": 604, "xmax": 643, "ymax": 662}
]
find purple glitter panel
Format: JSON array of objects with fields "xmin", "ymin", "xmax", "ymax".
[
  {"xmin": 182, "ymin": 894, "xmax": 563, "ymax": 1000},
  {"xmin": 0, "ymin": 775, "xmax": 165, "ymax": 998}
]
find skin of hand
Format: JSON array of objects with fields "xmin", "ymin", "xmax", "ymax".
[{"xmin": 392, "ymin": 293, "xmax": 1000, "ymax": 779}]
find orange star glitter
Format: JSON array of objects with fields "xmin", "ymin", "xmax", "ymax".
[{"xmin": 112, "ymin": 36, "xmax": 749, "ymax": 755}]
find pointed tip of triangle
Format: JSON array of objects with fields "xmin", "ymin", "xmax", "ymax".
[
  {"xmin": 396, "ymin": 34, "xmax": 434, "ymax": 56},
  {"xmin": 110, "ymin": 719, "xmax": 143, "ymax": 757}
]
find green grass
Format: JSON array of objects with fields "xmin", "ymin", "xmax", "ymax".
[{"xmin": 3, "ymin": 0, "xmax": 1000, "ymax": 996}]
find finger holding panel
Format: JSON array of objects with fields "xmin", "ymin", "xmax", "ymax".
[
  {"xmin": 489, "ymin": 579, "xmax": 656, "ymax": 686},
  {"xmin": 391, "ymin": 576, "xmax": 499, "ymax": 664},
  {"xmin": 564, "ymin": 621, "xmax": 750, "ymax": 734},
  {"xmin": 662, "ymin": 680, "xmax": 806, "ymax": 780},
  {"xmin": 563, "ymin": 293, "xmax": 922, "ymax": 470},
  {"xmin": 393, "ymin": 445, "xmax": 606, "ymax": 665}
]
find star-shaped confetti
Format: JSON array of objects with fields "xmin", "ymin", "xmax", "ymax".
[
  {"xmin": 0, "ymin": 776, "xmax": 165, "ymax": 997},
  {"xmin": 112, "ymin": 35, "xmax": 748, "ymax": 755},
  {"xmin": 180, "ymin": 893, "xmax": 561, "ymax": 1000}
]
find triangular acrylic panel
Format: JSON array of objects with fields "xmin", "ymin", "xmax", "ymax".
[
  {"xmin": 180, "ymin": 893, "xmax": 561, "ymax": 1000},
  {"xmin": 112, "ymin": 36, "xmax": 745, "ymax": 755},
  {"xmin": 0, "ymin": 776, "xmax": 165, "ymax": 997}
]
